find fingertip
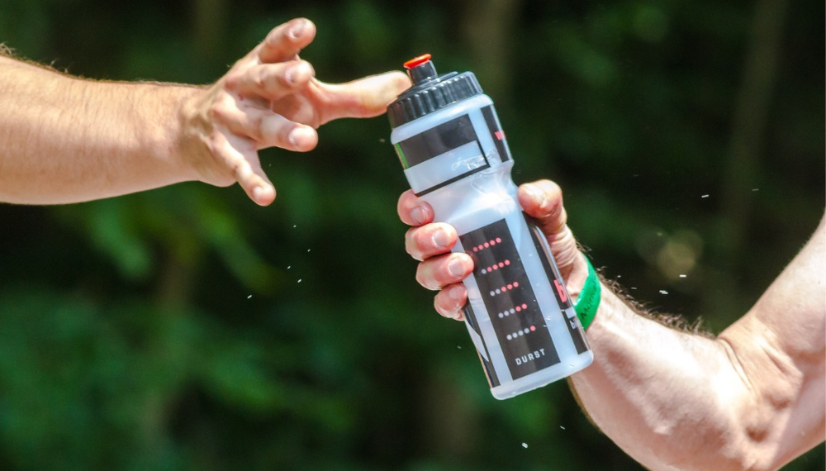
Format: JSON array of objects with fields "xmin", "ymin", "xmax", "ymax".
[
  {"xmin": 517, "ymin": 183, "xmax": 544, "ymax": 214},
  {"xmin": 385, "ymin": 70, "xmax": 413, "ymax": 92},
  {"xmin": 286, "ymin": 60, "xmax": 315, "ymax": 87},
  {"xmin": 348, "ymin": 71, "xmax": 414, "ymax": 118},
  {"xmin": 398, "ymin": 190, "xmax": 434, "ymax": 226},
  {"xmin": 457, "ymin": 253, "xmax": 474, "ymax": 271},
  {"xmin": 519, "ymin": 180, "xmax": 563, "ymax": 219},
  {"xmin": 447, "ymin": 283, "xmax": 468, "ymax": 303},
  {"xmin": 252, "ymin": 185, "xmax": 277, "ymax": 206},
  {"xmin": 260, "ymin": 18, "xmax": 316, "ymax": 63},
  {"xmin": 288, "ymin": 125, "xmax": 318, "ymax": 151},
  {"xmin": 436, "ymin": 284, "xmax": 467, "ymax": 321},
  {"xmin": 372, "ymin": 71, "xmax": 413, "ymax": 108},
  {"xmin": 287, "ymin": 18, "xmax": 316, "ymax": 42}
]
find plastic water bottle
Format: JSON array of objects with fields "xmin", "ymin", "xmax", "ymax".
[{"xmin": 387, "ymin": 54, "xmax": 593, "ymax": 399}]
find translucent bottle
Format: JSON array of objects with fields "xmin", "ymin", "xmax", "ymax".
[{"xmin": 387, "ymin": 55, "xmax": 593, "ymax": 399}]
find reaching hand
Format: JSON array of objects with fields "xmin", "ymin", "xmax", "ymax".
[
  {"xmin": 183, "ymin": 18, "xmax": 411, "ymax": 206},
  {"xmin": 396, "ymin": 179, "xmax": 588, "ymax": 320}
]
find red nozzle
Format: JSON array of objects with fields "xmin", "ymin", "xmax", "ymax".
[{"xmin": 404, "ymin": 54, "xmax": 432, "ymax": 69}]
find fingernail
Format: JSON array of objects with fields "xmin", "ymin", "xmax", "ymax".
[
  {"xmin": 410, "ymin": 206, "xmax": 426, "ymax": 225},
  {"xmin": 432, "ymin": 228, "xmax": 450, "ymax": 248},
  {"xmin": 525, "ymin": 184, "xmax": 548, "ymax": 210},
  {"xmin": 448, "ymin": 258, "xmax": 465, "ymax": 277},
  {"xmin": 288, "ymin": 127, "xmax": 310, "ymax": 147},
  {"xmin": 252, "ymin": 186, "xmax": 264, "ymax": 202},
  {"xmin": 448, "ymin": 285, "xmax": 465, "ymax": 301},
  {"xmin": 288, "ymin": 20, "xmax": 306, "ymax": 40}
]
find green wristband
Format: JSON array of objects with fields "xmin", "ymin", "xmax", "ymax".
[{"xmin": 574, "ymin": 258, "xmax": 601, "ymax": 330}]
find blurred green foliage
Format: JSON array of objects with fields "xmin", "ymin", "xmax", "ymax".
[{"xmin": 0, "ymin": 0, "xmax": 823, "ymax": 470}]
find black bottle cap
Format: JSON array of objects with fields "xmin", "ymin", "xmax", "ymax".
[{"xmin": 387, "ymin": 54, "xmax": 483, "ymax": 128}]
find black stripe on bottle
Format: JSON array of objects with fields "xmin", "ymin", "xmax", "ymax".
[
  {"xmin": 526, "ymin": 217, "xmax": 589, "ymax": 355},
  {"xmin": 481, "ymin": 105, "xmax": 511, "ymax": 162},
  {"xmin": 396, "ymin": 114, "xmax": 478, "ymax": 168}
]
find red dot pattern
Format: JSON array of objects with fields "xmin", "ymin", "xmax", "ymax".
[
  {"xmin": 480, "ymin": 260, "xmax": 511, "ymax": 275},
  {"xmin": 497, "ymin": 281, "xmax": 519, "ymax": 293},
  {"xmin": 472, "ymin": 238, "xmax": 501, "ymax": 253}
]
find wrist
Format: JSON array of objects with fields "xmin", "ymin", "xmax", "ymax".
[
  {"xmin": 573, "ymin": 256, "xmax": 600, "ymax": 330},
  {"xmin": 176, "ymin": 84, "xmax": 230, "ymax": 186}
]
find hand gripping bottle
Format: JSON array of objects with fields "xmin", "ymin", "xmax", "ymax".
[{"xmin": 387, "ymin": 55, "xmax": 593, "ymax": 399}]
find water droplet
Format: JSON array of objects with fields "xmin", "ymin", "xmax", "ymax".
[
  {"xmin": 247, "ymin": 295, "xmax": 252, "ymax": 299},
  {"xmin": 379, "ymin": 138, "xmax": 386, "ymax": 143},
  {"xmin": 287, "ymin": 266, "xmax": 291, "ymax": 270},
  {"xmin": 679, "ymin": 274, "xmax": 687, "ymax": 278},
  {"xmin": 522, "ymin": 443, "xmax": 528, "ymax": 449},
  {"xmin": 701, "ymin": 194, "xmax": 709, "ymax": 198},
  {"xmin": 752, "ymin": 188, "xmax": 759, "ymax": 192},
  {"xmin": 659, "ymin": 290, "xmax": 668, "ymax": 294},
  {"xmin": 298, "ymin": 279, "xmax": 303, "ymax": 283},
  {"xmin": 457, "ymin": 345, "xmax": 462, "ymax": 349},
  {"xmin": 293, "ymin": 225, "xmax": 297, "ymax": 228},
  {"xmin": 631, "ymin": 287, "xmax": 637, "ymax": 290},
  {"xmin": 307, "ymin": 249, "xmax": 311, "ymax": 252},
  {"xmin": 560, "ymin": 426, "xmax": 566, "ymax": 430}
]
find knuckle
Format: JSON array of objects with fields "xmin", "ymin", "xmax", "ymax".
[
  {"xmin": 208, "ymin": 104, "xmax": 224, "ymax": 121},
  {"xmin": 205, "ymin": 132, "xmax": 223, "ymax": 155},
  {"xmin": 229, "ymin": 162, "xmax": 242, "ymax": 180},
  {"xmin": 251, "ymin": 71, "xmax": 266, "ymax": 90},
  {"xmin": 248, "ymin": 114, "xmax": 265, "ymax": 141}
]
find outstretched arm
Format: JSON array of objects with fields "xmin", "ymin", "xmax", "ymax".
[
  {"xmin": 398, "ymin": 183, "xmax": 825, "ymax": 471},
  {"xmin": 0, "ymin": 18, "xmax": 410, "ymax": 206}
]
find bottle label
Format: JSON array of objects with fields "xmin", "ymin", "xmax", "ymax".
[{"xmin": 461, "ymin": 219, "xmax": 561, "ymax": 380}]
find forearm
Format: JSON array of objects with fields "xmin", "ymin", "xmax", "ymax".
[
  {"xmin": 568, "ymin": 265, "xmax": 759, "ymax": 471},
  {"xmin": 0, "ymin": 56, "xmax": 201, "ymax": 204},
  {"xmin": 567, "ymin": 216, "xmax": 826, "ymax": 471}
]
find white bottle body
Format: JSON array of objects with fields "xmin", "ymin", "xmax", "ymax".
[{"xmin": 391, "ymin": 94, "xmax": 593, "ymax": 399}]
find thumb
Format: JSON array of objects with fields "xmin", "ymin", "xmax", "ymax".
[
  {"xmin": 518, "ymin": 180, "xmax": 566, "ymax": 236},
  {"xmin": 518, "ymin": 180, "xmax": 583, "ymax": 279},
  {"xmin": 315, "ymin": 71, "xmax": 411, "ymax": 124}
]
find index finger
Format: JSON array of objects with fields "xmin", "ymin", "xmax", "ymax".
[
  {"xmin": 314, "ymin": 71, "xmax": 412, "ymax": 123},
  {"xmin": 397, "ymin": 190, "xmax": 434, "ymax": 226}
]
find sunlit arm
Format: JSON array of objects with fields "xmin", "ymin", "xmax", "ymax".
[
  {"xmin": 569, "ymin": 215, "xmax": 826, "ymax": 471},
  {"xmin": 0, "ymin": 55, "xmax": 202, "ymax": 205},
  {"xmin": 0, "ymin": 18, "xmax": 410, "ymax": 206}
]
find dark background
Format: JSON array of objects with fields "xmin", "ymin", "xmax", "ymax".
[{"xmin": 0, "ymin": 0, "xmax": 823, "ymax": 469}]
